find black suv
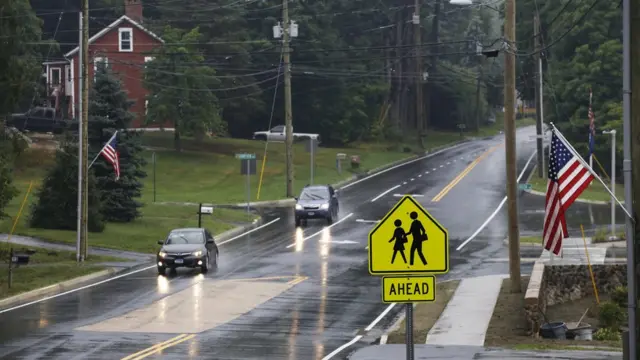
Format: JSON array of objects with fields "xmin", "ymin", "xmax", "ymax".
[
  {"xmin": 156, "ymin": 228, "xmax": 219, "ymax": 275},
  {"xmin": 294, "ymin": 185, "xmax": 339, "ymax": 226}
]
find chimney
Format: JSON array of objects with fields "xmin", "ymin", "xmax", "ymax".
[{"xmin": 124, "ymin": 0, "xmax": 143, "ymax": 24}]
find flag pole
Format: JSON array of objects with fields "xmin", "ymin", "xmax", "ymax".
[
  {"xmin": 88, "ymin": 131, "xmax": 118, "ymax": 170},
  {"xmin": 550, "ymin": 123, "xmax": 632, "ymax": 220}
]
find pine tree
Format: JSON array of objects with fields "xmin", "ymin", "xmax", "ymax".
[
  {"xmin": 88, "ymin": 63, "xmax": 146, "ymax": 223},
  {"xmin": 29, "ymin": 136, "xmax": 104, "ymax": 232}
]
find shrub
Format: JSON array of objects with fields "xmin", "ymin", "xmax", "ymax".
[
  {"xmin": 594, "ymin": 327, "xmax": 622, "ymax": 341},
  {"xmin": 598, "ymin": 301, "xmax": 626, "ymax": 330},
  {"xmin": 612, "ymin": 286, "xmax": 628, "ymax": 308}
]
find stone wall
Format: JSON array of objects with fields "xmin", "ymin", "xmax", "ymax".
[
  {"xmin": 524, "ymin": 262, "xmax": 626, "ymax": 335},
  {"xmin": 544, "ymin": 264, "xmax": 626, "ymax": 306}
]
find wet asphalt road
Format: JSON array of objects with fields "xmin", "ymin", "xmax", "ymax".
[{"xmin": 0, "ymin": 127, "xmax": 560, "ymax": 359}]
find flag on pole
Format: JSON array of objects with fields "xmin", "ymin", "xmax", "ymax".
[
  {"xmin": 543, "ymin": 129, "xmax": 594, "ymax": 255},
  {"xmin": 588, "ymin": 88, "xmax": 596, "ymax": 157},
  {"xmin": 99, "ymin": 132, "xmax": 120, "ymax": 180}
]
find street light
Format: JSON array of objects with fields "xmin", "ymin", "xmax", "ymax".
[{"xmin": 602, "ymin": 129, "xmax": 618, "ymax": 240}]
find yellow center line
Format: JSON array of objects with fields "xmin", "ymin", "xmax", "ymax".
[
  {"xmin": 287, "ymin": 276, "xmax": 308, "ymax": 286},
  {"xmin": 431, "ymin": 143, "xmax": 503, "ymax": 202},
  {"xmin": 121, "ymin": 334, "xmax": 193, "ymax": 360}
]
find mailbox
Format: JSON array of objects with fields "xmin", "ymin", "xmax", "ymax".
[
  {"xmin": 350, "ymin": 155, "xmax": 360, "ymax": 170},
  {"xmin": 11, "ymin": 253, "xmax": 30, "ymax": 266}
]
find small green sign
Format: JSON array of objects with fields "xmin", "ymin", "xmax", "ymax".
[
  {"xmin": 519, "ymin": 183, "xmax": 532, "ymax": 190},
  {"xmin": 235, "ymin": 153, "xmax": 256, "ymax": 160}
]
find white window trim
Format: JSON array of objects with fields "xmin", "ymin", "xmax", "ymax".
[
  {"xmin": 70, "ymin": 59, "xmax": 75, "ymax": 117},
  {"xmin": 50, "ymin": 68, "xmax": 61, "ymax": 86},
  {"xmin": 119, "ymin": 28, "xmax": 133, "ymax": 52},
  {"xmin": 93, "ymin": 57, "xmax": 108, "ymax": 80}
]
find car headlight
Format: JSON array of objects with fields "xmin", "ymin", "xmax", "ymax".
[
  {"xmin": 159, "ymin": 251, "xmax": 167, "ymax": 258},
  {"xmin": 295, "ymin": 204, "xmax": 303, "ymax": 210},
  {"xmin": 320, "ymin": 203, "xmax": 329, "ymax": 209},
  {"xmin": 192, "ymin": 251, "xmax": 203, "ymax": 257}
]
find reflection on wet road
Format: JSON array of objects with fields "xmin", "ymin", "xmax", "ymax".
[{"xmin": 0, "ymin": 127, "xmax": 556, "ymax": 359}]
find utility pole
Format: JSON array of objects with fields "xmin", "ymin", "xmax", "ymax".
[
  {"xmin": 474, "ymin": 55, "xmax": 483, "ymax": 133},
  {"xmin": 534, "ymin": 14, "xmax": 545, "ymax": 179},
  {"xmin": 504, "ymin": 0, "xmax": 521, "ymax": 293},
  {"xmin": 626, "ymin": 0, "xmax": 639, "ymax": 355},
  {"xmin": 413, "ymin": 0, "xmax": 424, "ymax": 148},
  {"xmin": 76, "ymin": 11, "xmax": 83, "ymax": 263},
  {"xmin": 80, "ymin": 0, "xmax": 90, "ymax": 260},
  {"xmin": 282, "ymin": 0, "xmax": 294, "ymax": 197},
  {"xmin": 425, "ymin": 0, "xmax": 441, "ymax": 132}
]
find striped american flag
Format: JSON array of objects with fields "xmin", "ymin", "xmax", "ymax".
[
  {"xmin": 100, "ymin": 132, "xmax": 120, "ymax": 181},
  {"xmin": 543, "ymin": 130, "xmax": 594, "ymax": 255}
]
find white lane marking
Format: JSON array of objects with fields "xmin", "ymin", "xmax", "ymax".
[
  {"xmin": 339, "ymin": 142, "xmax": 469, "ymax": 190},
  {"xmin": 393, "ymin": 194, "xmax": 424, "ymax": 197},
  {"xmin": 439, "ymin": 165, "xmax": 444, "ymax": 168},
  {"xmin": 410, "ymin": 178, "xmax": 415, "ymax": 181},
  {"xmin": 418, "ymin": 175, "xmax": 422, "ymax": 178},
  {"xmin": 371, "ymin": 184, "xmax": 401, "ymax": 202},
  {"xmin": 217, "ymin": 217, "xmax": 281, "ymax": 245},
  {"xmin": 0, "ymin": 265, "xmax": 155, "ymax": 315},
  {"xmin": 356, "ymin": 219, "xmax": 380, "ymax": 223},
  {"xmin": 447, "ymin": 162, "xmax": 451, "ymax": 165},
  {"xmin": 460, "ymin": 157, "xmax": 464, "ymax": 160},
  {"xmin": 456, "ymin": 150, "xmax": 537, "ymax": 251},
  {"xmin": 365, "ymin": 303, "xmax": 397, "ymax": 331},
  {"xmin": 286, "ymin": 213, "xmax": 353, "ymax": 249},
  {"xmin": 322, "ymin": 335, "xmax": 364, "ymax": 360},
  {"xmin": 425, "ymin": 171, "xmax": 429, "ymax": 174},
  {"xmin": 432, "ymin": 168, "xmax": 436, "ymax": 171},
  {"xmin": 403, "ymin": 182, "xmax": 407, "ymax": 185},
  {"xmin": 0, "ymin": 219, "xmax": 283, "ymax": 315}
]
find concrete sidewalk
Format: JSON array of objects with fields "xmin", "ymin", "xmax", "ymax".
[
  {"xmin": 348, "ymin": 344, "xmax": 622, "ymax": 360},
  {"xmin": 425, "ymin": 274, "xmax": 506, "ymax": 346}
]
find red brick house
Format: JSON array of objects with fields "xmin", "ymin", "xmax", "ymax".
[{"xmin": 44, "ymin": 0, "xmax": 164, "ymax": 128}]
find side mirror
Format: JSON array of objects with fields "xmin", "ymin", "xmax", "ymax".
[
  {"xmin": 207, "ymin": 239, "xmax": 215, "ymax": 244},
  {"xmin": 157, "ymin": 240, "xmax": 164, "ymax": 245},
  {"xmin": 294, "ymin": 197, "xmax": 298, "ymax": 201}
]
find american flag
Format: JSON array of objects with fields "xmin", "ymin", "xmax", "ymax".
[
  {"xmin": 100, "ymin": 132, "xmax": 120, "ymax": 181},
  {"xmin": 588, "ymin": 88, "xmax": 595, "ymax": 157},
  {"xmin": 543, "ymin": 130, "xmax": 594, "ymax": 255}
]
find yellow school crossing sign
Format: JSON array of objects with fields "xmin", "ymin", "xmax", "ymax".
[{"xmin": 368, "ymin": 195, "xmax": 449, "ymax": 275}]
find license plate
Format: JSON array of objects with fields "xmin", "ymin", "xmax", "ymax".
[
  {"xmin": 308, "ymin": 212, "xmax": 315, "ymax": 216},
  {"xmin": 174, "ymin": 259, "xmax": 184, "ymax": 264}
]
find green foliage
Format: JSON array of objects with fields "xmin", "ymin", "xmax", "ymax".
[
  {"xmin": 29, "ymin": 136, "xmax": 105, "ymax": 233},
  {"xmin": 0, "ymin": 0, "xmax": 43, "ymax": 116},
  {"xmin": 611, "ymin": 286, "xmax": 628, "ymax": 308},
  {"xmin": 88, "ymin": 64, "xmax": 147, "ymax": 223},
  {"xmin": 598, "ymin": 301, "xmax": 625, "ymax": 330},
  {"xmin": 0, "ymin": 144, "xmax": 18, "ymax": 218},
  {"xmin": 593, "ymin": 327, "xmax": 622, "ymax": 342},
  {"xmin": 144, "ymin": 26, "xmax": 225, "ymax": 151}
]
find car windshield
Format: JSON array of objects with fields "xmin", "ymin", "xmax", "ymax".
[
  {"xmin": 299, "ymin": 187, "xmax": 329, "ymax": 201},
  {"xmin": 165, "ymin": 230, "xmax": 204, "ymax": 245}
]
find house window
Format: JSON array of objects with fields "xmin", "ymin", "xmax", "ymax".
[
  {"xmin": 119, "ymin": 28, "xmax": 133, "ymax": 52},
  {"xmin": 51, "ymin": 68, "xmax": 61, "ymax": 85},
  {"xmin": 93, "ymin": 57, "xmax": 108, "ymax": 80}
]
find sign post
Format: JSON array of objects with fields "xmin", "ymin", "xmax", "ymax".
[
  {"xmin": 152, "ymin": 152, "xmax": 156, "ymax": 202},
  {"xmin": 368, "ymin": 195, "xmax": 449, "ymax": 360},
  {"xmin": 305, "ymin": 138, "xmax": 318, "ymax": 185},
  {"xmin": 236, "ymin": 153, "xmax": 257, "ymax": 214}
]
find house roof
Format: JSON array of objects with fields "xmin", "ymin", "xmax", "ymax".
[{"xmin": 64, "ymin": 15, "xmax": 164, "ymax": 58}]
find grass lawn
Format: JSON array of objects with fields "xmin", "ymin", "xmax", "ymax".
[
  {"xmin": 474, "ymin": 116, "xmax": 536, "ymax": 137},
  {"xmin": 0, "ymin": 242, "xmax": 126, "ymax": 264},
  {"xmin": 139, "ymin": 131, "xmax": 467, "ymax": 204},
  {"xmin": 386, "ymin": 281, "xmax": 460, "ymax": 344},
  {"xmin": 528, "ymin": 171, "xmax": 622, "ymax": 203},
  {"xmin": 0, "ymin": 264, "xmax": 105, "ymax": 300},
  {"xmin": 484, "ymin": 277, "xmax": 621, "ymax": 351},
  {"xmin": 0, "ymin": 175, "xmax": 255, "ymax": 254},
  {"xmin": 520, "ymin": 236, "xmax": 542, "ymax": 245}
]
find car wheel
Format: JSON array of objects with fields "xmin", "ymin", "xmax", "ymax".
[
  {"xmin": 157, "ymin": 266, "xmax": 166, "ymax": 276},
  {"xmin": 327, "ymin": 213, "xmax": 334, "ymax": 225},
  {"xmin": 201, "ymin": 255, "xmax": 209, "ymax": 274},
  {"xmin": 295, "ymin": 217, "xmax": 301, "ymax": 227},
  {"xmin": 212, "ymin": 251, "xmax": 219, "ymax": 270}
]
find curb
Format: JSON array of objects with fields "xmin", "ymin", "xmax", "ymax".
[
  {"xmin": 0, "ymin": 266, "xmax": 130, "ymax": 310},
  {"xmin": 215, "ymin": 218, "xmax": 262, "ymax": 241}
]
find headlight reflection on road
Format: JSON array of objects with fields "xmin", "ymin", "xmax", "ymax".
[
  {"xmin": 315, "ymin": 251, "xmax": 329, "ymax": 359},
  {"xmin": 319, "ymin": 228, "xmax": 330, "ymax": 258},
  {"xmin": 188, "ymin": 335, "xmax": 200, "ymax": 357},
  {"xmin": 192, "ymin": 279, "xmax": 202, "ymax": 325},
  {"xmin": 157, "ymin": 275, "xmax": 170, "ymax": 294},
  {"xmin": 295, "ymin": 227, "xmax": 304, "ymax": 252},
  {"xmin": 287, "ymin": 308, "xmax": 300, "ymax": 360}
]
